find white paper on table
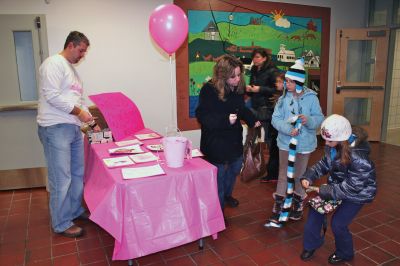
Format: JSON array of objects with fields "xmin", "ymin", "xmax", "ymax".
[
  {"xmin": 129, "ymin": 152, "xmax": 159, "ymax": 163},
  {"xmin": 108, "ymin": 144, "xmax": 144, "ymax": 155},
  {"xmin": 191, "ymin": 148, "xmax": 204, "ymax": 157},
  {"xmin": 103, "ymin": 156, "xmax": 134, "ymax": 168},
  {"xmin": 134, "ymin": 133, "xmax": 161, "ymax": 140},
  {"xmin": 114, "ymin": 139, "xmax": 143, "ymax": 147},
  {"xmin": 122, "ymin": 164, "xmax": 165, "ymax": 179}
]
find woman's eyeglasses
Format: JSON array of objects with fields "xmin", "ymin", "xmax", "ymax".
[{"xmin": 285, "ymin": 79, "xmax": 295, "ymax": 84}]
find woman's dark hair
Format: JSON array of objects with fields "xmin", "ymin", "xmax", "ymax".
[
  {"xmin": 251, "ymin": 48, "xmax": 272, "ymax": 69},
  {"xmin": 251, "ymin": 48, "xmax": 269, "ymax": 59}
]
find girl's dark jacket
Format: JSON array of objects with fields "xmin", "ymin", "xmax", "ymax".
[
  {"xmin": 301, "ymin": 133, "xmax": 377, "ymax": 204},
  {"xmin": 195, "ymin": 82, "xmax": 257, "ymax": 164},
  {"xmin": 247, "ymin": 62, "xmax": 279, "ymax": 119}
]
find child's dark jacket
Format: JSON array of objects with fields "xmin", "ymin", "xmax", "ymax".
[{"xmin": 301, "ymin": 133, "xmax": 377, "ymax": 204}]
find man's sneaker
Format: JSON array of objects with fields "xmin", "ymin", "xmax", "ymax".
[
  {"xmin": 59, "ymin": 225, "xmax": 84, "ymax": 238},
  {"xmin": 225, "ymin": 196, "xmax": 239, "ymax": 208}
]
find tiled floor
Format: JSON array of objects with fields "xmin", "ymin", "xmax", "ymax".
[{"xmin": 1, "ymin": 142, "xmax": 400, "ymax": 265}]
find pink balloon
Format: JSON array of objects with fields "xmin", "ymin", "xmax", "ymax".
[{"xmin": 149, "ymin": 4, "xmax": 188, "ymax": 56}]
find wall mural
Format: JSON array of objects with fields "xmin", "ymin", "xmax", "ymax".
[
  {"xmin": 174, "ymin": 0, "xmax": 330, "ymax": 130},
  {"xmin": 188, "ymin": 10, "xmax": 322, "ymax": 118}
]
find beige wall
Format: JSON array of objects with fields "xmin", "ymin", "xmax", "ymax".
[
  {"xmin": 388, "ymin": 29, "xmax": 400, "ymax": 129},
  {"xmin": 0, "ymin": 0, "xmax": 368, "ymax": 170}
]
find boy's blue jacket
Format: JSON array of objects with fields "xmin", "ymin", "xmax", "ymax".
[{"xmin": 272, "ymin": 87, "xmax": 324, "ymax": 153}]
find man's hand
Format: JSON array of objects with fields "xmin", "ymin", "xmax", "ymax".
[
  {"xmin": 92, "ymin": 124, "xmax": 101, "ymax": 132},
  {"xmin": 78, "ymin": 110, "xmax": 93, "ymax": 123}
]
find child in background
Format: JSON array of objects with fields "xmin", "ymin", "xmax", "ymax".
[
  {"xmin": 261, "ymin": 72, "xmax": 285, "ymax": 183},
  {"xmin": 300, "ymin": 114, "xmax": 377, "ymax": 264},
  {"xmin": 266, "ymin": 58, "xmax": 324, "ymax": 227}
]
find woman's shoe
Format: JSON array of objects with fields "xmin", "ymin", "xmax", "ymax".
[
  {"xmin": 225, "ymin": 196, "xmax": 239, "ymax": 208},
  {"xmin": 328, "ymin": 253, "xmax": 350, "ymax": 264},
  {"xmin": 300, "ymin": 249, "xmax": 315, "ymax": 261}
]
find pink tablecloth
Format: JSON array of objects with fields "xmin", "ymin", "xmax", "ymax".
[{"xmin": 84, "ymin": 128, "xmax": 225, "ymax": 260}]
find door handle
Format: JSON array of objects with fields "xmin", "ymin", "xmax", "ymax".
[{"xmin": 336, "ymin": 85, "xmax": 341, "ymax": 94}]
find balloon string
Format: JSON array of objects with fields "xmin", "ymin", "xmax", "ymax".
[{"xmin": 169, "ymin": 55, "xmax": 176, "ymax": 128}]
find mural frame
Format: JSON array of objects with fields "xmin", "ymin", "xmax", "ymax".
[{"xmin": 175, "ymin": 0, "xmax": 330, "ymax": 131}]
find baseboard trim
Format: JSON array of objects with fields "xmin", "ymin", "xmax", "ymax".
[{"xmin": 0, "ymin": 167, "xmax": 47, "ymax": 190}]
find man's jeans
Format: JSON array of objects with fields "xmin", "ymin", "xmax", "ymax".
[
  {"xmin": 212, "ymin": 156, "xmax": 243, "ymax": 210},
  {"xmin": 38, "ymin": 124, "xmax": 85, "ymax": 233}
]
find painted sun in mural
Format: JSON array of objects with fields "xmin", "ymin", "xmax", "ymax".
[
  {"xmin": 271, "ymin": 9, "xmax": 285, "ymax": 21},
  {"xmin": 271, "ymin": 9, "xmax": 290, "ymax": 28}
]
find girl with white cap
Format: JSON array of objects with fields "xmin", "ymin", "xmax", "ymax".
[{"xmin": 300, "ymin": 114, "xmax": 377, "ymax": 264}]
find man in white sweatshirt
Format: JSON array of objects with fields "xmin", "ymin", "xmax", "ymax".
[{"xmin": 37, "ymin": 31, "xmax": 99, "ymax": 238}]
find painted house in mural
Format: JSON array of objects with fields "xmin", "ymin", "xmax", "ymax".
[
  {"xmin": 203, "ymin": 21, "xmax": 220, "ymax": 41},
  {"xmin": 302, "ymin": 50, "xmax": 320, "ymax": 68},
  {"xmin": 277, "ymin": 44, "xmax": 296, "ymax": 63}
]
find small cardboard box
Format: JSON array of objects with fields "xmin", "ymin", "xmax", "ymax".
[{"xmin": 87, "ymin": 128, "xmax": 113, "ymax": 144}]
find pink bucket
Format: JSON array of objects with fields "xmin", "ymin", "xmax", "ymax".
[{"xmin": 162, "ymin": 136, "xmax": 191, "ymax": 168}]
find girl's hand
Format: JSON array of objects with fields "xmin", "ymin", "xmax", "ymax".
[
  {"xmin": 245, "ymin": 85, "xmax": 260, "ymax": 93},
  {"xmin": 254, "ymin": 121, "xmax": 261, "ymax": 127},
  {"xmin": 301, "ymin": 179, "xmax": 310, "ymax": 188},
  {"xmin": 229, "ymin": 114, "xmax": 237, "ymax": 125},
  {"xmin": 298, "ymin": 114, "xmax": 308, "ymax": 125},
  {"xmin": 290, "ymin": 128, "xmax": 299, "ymax": 136}
]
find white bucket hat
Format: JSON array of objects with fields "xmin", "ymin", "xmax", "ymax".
[{"xmin": 320, "ymin": 114, "xmax": 352, "ymax": 141}]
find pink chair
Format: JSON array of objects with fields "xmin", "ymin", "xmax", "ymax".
[{"xmin": 89, "ymin": 92, "xmax": 145, "ymax": 141}]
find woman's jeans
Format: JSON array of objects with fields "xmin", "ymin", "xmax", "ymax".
[
  {"xmin": 38, "ymin": 124, "xmax": 85, "ymax": 233},
  {"xmin": 212, "ymin": 156, "xmax": 243, "ymax": 210},
  {"xmin": 303, "ymin": 201, "xmax": 363, "ymax": 260}
]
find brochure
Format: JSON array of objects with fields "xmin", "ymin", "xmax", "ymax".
[
  {"xmin": 191, "ymin": 148, "xmax": 204, "ymax": 158},
  {"xmin": 134, "ymin": 133, "xmax": 161, "ymax": 140},
  {"xmin": 103, "ymin": 156, "xmax": 134, "ymax": 168},
  {"xmin": 122, "ymin": 164, "xmax": 165, "ymax": 179},
  {"xmin": 129, "ymin": 152, "xmax": 159, "ymax": 163},
  {"xmin": 109, "ymin": 144, "xmax": 144, "ymax": 155},
  {"xmin": 114, "ymin": 139, "xmax": 143, "ymax": 147}
]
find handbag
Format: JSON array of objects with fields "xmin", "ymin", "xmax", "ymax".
[
  {"xmin": 256, "ymin": 106, "xmax": 270, "ymax": 121},
  {"xmin": 308, "ymin": 195, "xmax": 342, "ymax": 215},
  {"xmin": 240, "ymin": 127, "xmax": 267, "ymax": 182}
]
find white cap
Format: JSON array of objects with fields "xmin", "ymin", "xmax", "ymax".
[{"xmin": 320, "ymin": 114, "xmax": 352, "ymax": 141}]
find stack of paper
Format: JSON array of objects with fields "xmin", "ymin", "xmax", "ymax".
[
  {"xmin": 103, "ymin": 156, "xmax": 134, "ymax": 168},
  {"xmin": 108, "ymin": 144, "xmax": 144, "ymax": 155},
  {"xmin": 129, "ymin": 152, "xmax": 159, "ymax": 163},
  {"xmin": 122, "ymin": 164, "xmax": 165, "ymax": 179},
  {"xmin": 191, "ymin": 148, "xmax": 204, "ymax": 158},
  {"xmin": 135, "ymin": 133, "xmax": 161, "ymax": 140},
  {"xmin": 114, "ymin": 139, "xmax": 143, "ymax": 147}
]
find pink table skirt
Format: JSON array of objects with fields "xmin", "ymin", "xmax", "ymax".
[{"xmin": 84, "ymin": 128, "xmax": 225, "ymax": 260}]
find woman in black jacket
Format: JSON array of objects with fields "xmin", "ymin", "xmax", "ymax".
[
  {"xmin": 300, "ymin": 114, "xmax": 377, "ymax": 264},
  {"xmin": 246, "ymin": 48, "xmax": 280, "ymax": 182},
  {"xmin": 196, "ymin": 55, "xmax": 260, "ymax": 211}
]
